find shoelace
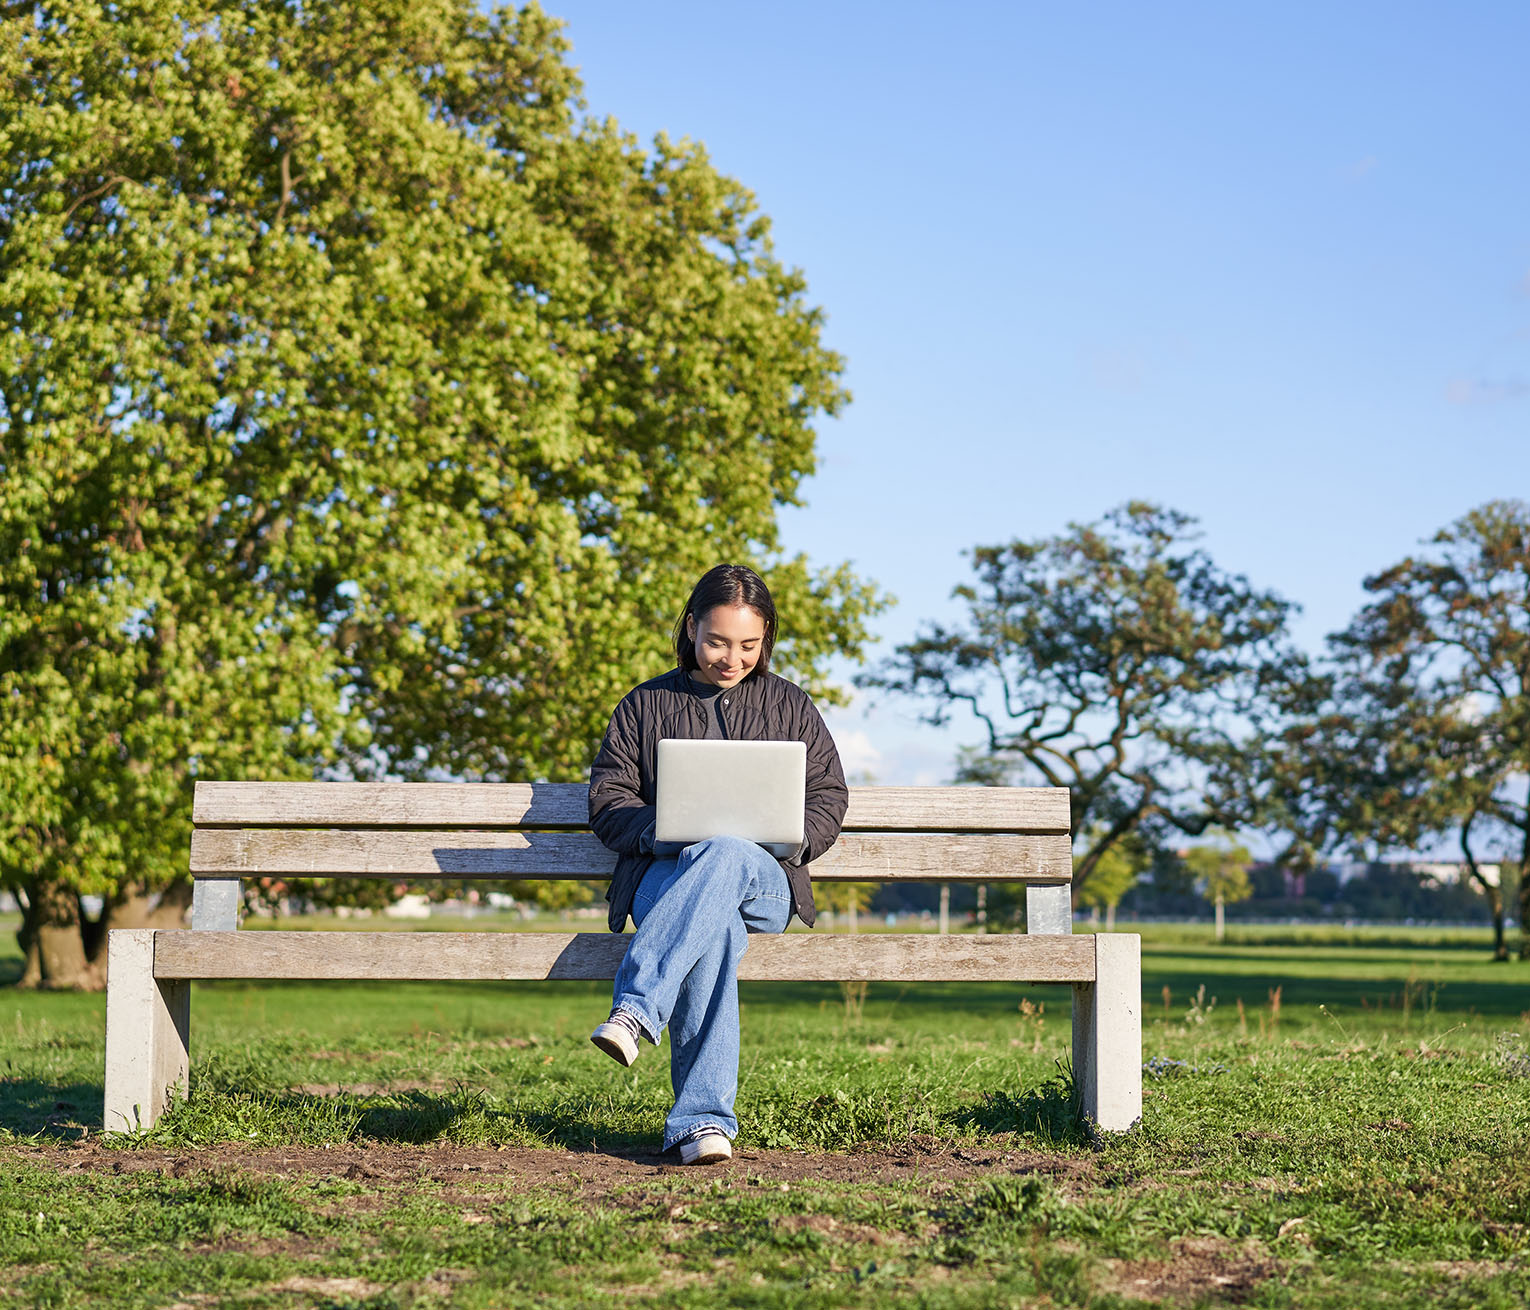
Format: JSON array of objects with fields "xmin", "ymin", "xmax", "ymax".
[{"xmin": 608, "ymin": 1009, "xmax": 642, "ymax": 1037}]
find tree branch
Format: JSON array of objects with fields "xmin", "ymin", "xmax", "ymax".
[{"xmin": 61, "ymin": 174, "xmax": 130, "ymax": 224}]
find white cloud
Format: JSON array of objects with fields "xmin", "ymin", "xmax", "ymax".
[
  {"xmin": 1083, "ymin": 345, "xmax": 1149, "ymax": 394},
  {"xmin": 821, "ymin": 698, "xmax": 973, "ymax": 787},
  {"xmin": 829, "ymin": 727, "xmax": 883, "ymax": 782},
  {"xmin": 1446, "ymin": 376, "xmax": 1530, "ymax": 406}
]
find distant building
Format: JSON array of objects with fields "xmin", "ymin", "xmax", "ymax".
[{"xmin": 1410, "ymin": 861, "xmax": 1499, "ymax": 888}]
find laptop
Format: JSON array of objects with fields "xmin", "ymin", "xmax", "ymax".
[{"xmin": 654, "ymin": 739, "xmax": 807, "ymax": 857}]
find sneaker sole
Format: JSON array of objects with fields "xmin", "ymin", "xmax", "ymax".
[
  {"xmin": 679, "ymin": 1136, "xmax": 732, "ymax": 1165},
  {"xmin": 590, "ymin": 1024, "xmax": 638, "ymax": 1067}
]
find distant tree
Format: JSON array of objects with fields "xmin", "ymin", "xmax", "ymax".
[
  {"xmin": 1182, "ymin": 835, "xmax": 1253, "ymax": 942},
  {"xmin": 1075, "ymin": 830, "xmax": 1147, "ymax": 931},
  {"xmin": 859, "ymin": 504, "xmax": 1300, "ymax": 905},
  {"xmin": 815, "ymin": 881, "xmax": 877, "ymax": 932},
  {"xmin": 0, "ymin": 0, "xmax": 884, "ymax": 987},
  {"xmin": 1317, "ymin": 502, "xmax": 1530, "ymax": 959}
]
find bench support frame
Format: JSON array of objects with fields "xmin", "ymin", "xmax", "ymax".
[
  {"xmin": 104, "ymin": 782, "xmax": 1135, "ymax": 1137},
  {"xmin": 1071, "ymin": 933, "xmax": 1142, "ymax": 1133},
  {"xmin": 104, "ymin": 926, "xmax": 1142, "ymax": 1138},
  {"xmin": 103, "ymin": 929, "xmax": 190, "ymax": 1133}
]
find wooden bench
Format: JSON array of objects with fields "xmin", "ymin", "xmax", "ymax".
[{"xmin": 104, "ymin": 782, "xmax": 1141, "ymax": 1135}]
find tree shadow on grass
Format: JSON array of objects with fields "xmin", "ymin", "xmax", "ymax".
[
  {"xmin": 947, "ymin": 1066, "xmax": 1085, "ymax": 1148},
  {"xmin": 1142, "ymin": 961, "xmax": 1530, "ymax": 1017},
  {"xmin": 0, "ymin": 1077, "xmax": 98, "ymax": 1138},
  {"xmin": 347, "ymin": 1088, "xmax": 652, "ymax": 1152},
  {"xmin": 148, "ymin": 1081, "xmax": 663, "ymax": 1156}
]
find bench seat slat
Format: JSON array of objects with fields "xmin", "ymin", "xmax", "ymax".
[
  {"xmin": 192, "ymin": 782, "xmax": 1071, "ymax": 834},
  {"xmin": 152, "ymin": 930, "xmax": 1096, "ymax": 983},
  {"xmin": 189, "ymin": 829, "xmax": 1074, "ymax": 883}
]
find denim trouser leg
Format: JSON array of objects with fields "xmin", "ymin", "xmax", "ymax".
[{"xmin": 612, "ymin": 835, "xmax": 792, "ymax": 1150}]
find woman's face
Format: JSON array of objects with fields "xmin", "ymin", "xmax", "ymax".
[{"xmin": 687, "ymin": 604, "xmax": 767, "ymax": 688}]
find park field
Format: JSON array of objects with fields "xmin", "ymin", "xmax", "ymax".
[{"xmin": 1, "ymin": 915, "xmax": 1527, "ymax": 1308}]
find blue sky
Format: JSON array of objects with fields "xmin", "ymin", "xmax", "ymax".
[{"xmin": 545, "ymin": 1, "xmax": 1530, "ymax": 785}]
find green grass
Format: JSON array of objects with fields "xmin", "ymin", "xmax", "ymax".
[{"xmin": 1, "ymin": 914, "xmax": 1527, "ymax": 1307}]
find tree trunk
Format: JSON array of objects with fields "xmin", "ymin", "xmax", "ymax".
[
  {"xmin": 1519, "ymin": 820, "xmax": 1530, "ymax": 962},
  {"xmin": 14, "ymin": 886, "xmax": 42, "ymax": 988},
  {"xmin": 13, "ymin": 875, "xmax": 104, "ymax": 991},
  {"xmin": 938, "ymin": 883, "xmax": 949, "ymax": 935},
  {"xmin": 1214, "ymin": 893, "xmax": 1225, "ymax": 943},
  {"xmin": 1105, "ymin": 901, "xmax": 1116, "ymax": 932},
  {"xmin": 1459, "ymin": 823, "xmax": 1508, "ymax": 962},
  {"xmin": 9, "ymin": 878, "xmax": 191, "ymax": 991},
  {"xmin": 109, "ymin": 879, "xmax": 194, "ymax": 931}
]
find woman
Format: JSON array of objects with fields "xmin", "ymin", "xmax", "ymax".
[{"xmin": 586, "ymin": 564, "xmax": 848, "ymax": 1164}]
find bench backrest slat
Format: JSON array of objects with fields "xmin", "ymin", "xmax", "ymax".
[
  {"xmin": 189, "ymin": 829, "xmax": 1074, "ymax": 883},
  {"xmin": 192, "ymin": 781, "xmax": 1071, "ymax": 834}
]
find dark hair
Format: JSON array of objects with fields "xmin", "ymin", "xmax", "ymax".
[{"xmin": 674, "ymin": 564, "xmax": 777, "ymax": 675}]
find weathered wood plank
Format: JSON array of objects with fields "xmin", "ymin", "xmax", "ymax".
[
  {"xmin": 193, "ymin": 782, "xmax": 592, "ymax": 829},
  {"xmin": 848, "ymin": 786, "xmax": 1068, "ymax": 833},
  {"xmin": 189, "ymin": 829, "xmax": 1074, "ymax": 883},
  {"xmin": 152, "ymin": 930, "xmax": 1097, "ymax": 983},
  {"xmin": 192, "ymin": 781, "xmax": 1070, "ymax": 834}
]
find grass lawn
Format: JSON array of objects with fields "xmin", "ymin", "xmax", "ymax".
[{"xmin": 1, "ymin": 913, "xmax": 1527, "ymax": 1308}]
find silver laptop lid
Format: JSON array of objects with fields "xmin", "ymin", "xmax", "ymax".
[{"xmin": 654, "ymin": 739, "xmax": 807, "ymax": 857}]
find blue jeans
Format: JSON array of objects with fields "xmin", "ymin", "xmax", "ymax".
[{"xmin": 611, "ymin": 835, "xmax": 793, "ymax": 1150}]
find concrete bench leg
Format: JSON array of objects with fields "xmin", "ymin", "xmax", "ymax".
[
  {"xmin": 104, "ymin": 929, "xmax": 190, "ymax": 1132},
  {"xmin": 1071, "ymin": 933, "xmax": 1141, "ymax": 1133}
]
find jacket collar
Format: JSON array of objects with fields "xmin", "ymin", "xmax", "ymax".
[{"xmin": 671, "ymin": 664, "xmax": 769, "ymax": 701}]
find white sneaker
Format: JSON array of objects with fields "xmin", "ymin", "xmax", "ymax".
[
  {"xmin": 590, "ymin": 1009, "xmax": 642, "ymax": 1067},
  {"xmin": 678, "ymin": 1130, "xmax": 732, "ymax": 1165}
]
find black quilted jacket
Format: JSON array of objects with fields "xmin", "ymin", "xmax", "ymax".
[{"xmin": 588, "ymin": 666, "xmax": 848, "ymax": 931}]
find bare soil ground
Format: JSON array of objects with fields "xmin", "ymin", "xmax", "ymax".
[
  {"xmin": 1104, "ymin": 1237, "xmax": 1277, "ymax": 1304},
  {"xmin": 5, "ymin": 1142, "xmax": 1331, "ymax": 1304},
  {"xmin": 11, "ymin": 1135, "xmax": 1092, "ymax": 1203}
]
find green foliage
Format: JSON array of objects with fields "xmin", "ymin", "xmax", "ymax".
[
  {"xmin": 1237, "ymin": 501, "xmax": 1530, "ymax": 959},
  {"xmin": 861, "ymin": 503, "xmax": 1300, "ymax": 900},
  {"xmin": 814, "ymin": 880, "xmax": 878, "ymax": 919},
  {"xmin": 0, "ymin": 1, "xmax": 884, "ymax": 939},
  {"xmin": 1074, "ymin": 829, "xmax": 1147, "ymax": 911},
  {"xmin": 1181, "ymin": 833, "xmax": 1254, "ymax": 906},
  {"xmin": 1331, "ymin": 501, "xmax": 1530, "ymax": 957}
]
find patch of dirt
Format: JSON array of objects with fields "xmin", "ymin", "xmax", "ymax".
[
  {"xmin": 193, "ymin": 1235, "xmax": 328, "ymax": 1259},
  {"xmin": 772, "ymin": 1212, "xmax": 892, "ymax": 1246},
  {"xmin": 14, "ymin": 1135, "xmax": 1092, "ymax": 1207},
  {"xmin": 269, "ymin": 1275, "xmax": 382, "ymax": 1297},
  {"xmin": 1104, "ymin": 1237, "xmax": 1276, "ymax": 1305},
  {"xmin": 1423, "ymin": 1259, "xmax": 1525, "ymax": 1279}
]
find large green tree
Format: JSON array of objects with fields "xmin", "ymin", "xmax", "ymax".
[
  {"xmin": 860, "ymin": 504, "xmax": 1300, "ymax": 905},
  {"xmin": 1313, "ymin": 502, "xmax": 1530, "ymax": 959},
  {"xmin": 0, "ymin": 0, "xmax": 883, "ymax": 987}
]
